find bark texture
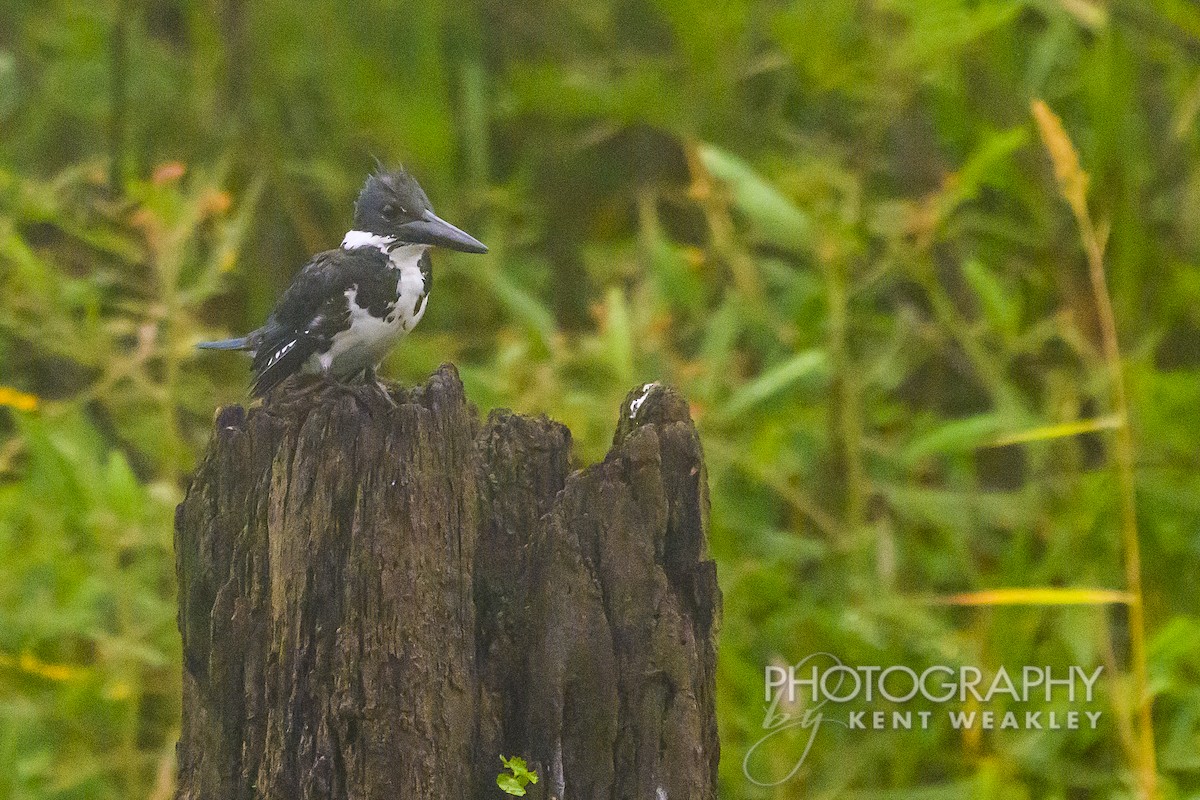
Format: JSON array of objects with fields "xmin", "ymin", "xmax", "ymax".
[{"xmin": 176, "ymin": 367, "xmax": 719, "ymax": 800}]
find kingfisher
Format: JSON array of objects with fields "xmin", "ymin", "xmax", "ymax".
[{"xmin": 198, "ymin": 167, "xmax": 487, "ymax": 397}]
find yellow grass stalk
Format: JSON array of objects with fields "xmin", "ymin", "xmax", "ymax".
[{"xmin": 1032, "ymin": 98, "xmax": 1158, "ymax": 800}]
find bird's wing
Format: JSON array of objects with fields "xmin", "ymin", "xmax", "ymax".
[{"xmin": 249, "ymin": 247, "xmax": 391, "ymax": 397}]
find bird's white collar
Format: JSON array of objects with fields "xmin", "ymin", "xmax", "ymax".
[
  {"xmin": 341, "ymin": 230, "xmax": 395, "ymax": 252},
  {"xmin": 342, "ymin": 230, "xmax": 429, "ymax": 274}
]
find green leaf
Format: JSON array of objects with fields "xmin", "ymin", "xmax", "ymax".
[
  {"xmin": 927, "ymin": 587, "xmax": 1136, "ymax": 607},
  {"xmin": 880, "ymin": 484, "xmax": 1036, "ymax": 530},
  {"xmin": 102, "ymin": 451, "xmax": 143, "ymax": 522},
  {"xmin": 716, "ymin": 349, "xmax": 828, "ymax": 422},
  {"xmin": 498, "ymin": 754, "xmax": 538, "ymax": 792},
  {"xmin": 496, "ymin": 773, "xmax": 527, "ymax": 796},
  {"xmin": 648, "ymin": 233, "xmax": 705, "ymax": 315},
  {"xmin": 942, "ymin": 127, "xmax": 1029, "ymax": 214},
  {"xmin": 697, "ymin": 297, "xmax": 740, "ymax": 402},
  {"xmin": 986, "ymin": 415, "xmax": 1124, "ymax": 447},
  {"xmin": 507, "ymin": 755, "xmax": 536, "ymax": 780},
  {"xmin": 900, "ymin": 412, "xmax": 1012, "ymax": 465},
  {"xmin": 482, "ymin": 264, "xmax": 556, "ymax": 352},
  {"xmin": 698, "ymin": 144, "xmax": 815, "ymax": 255},
  {"xmin": 962, "ymin": 258, "xmax": 1020, "ymax": 341},
  {"xmin": 602, "ymin": 286, "xmax": 634, "ymax": 385}
]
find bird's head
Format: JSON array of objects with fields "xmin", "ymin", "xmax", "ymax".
[{"xmin": 351, "ymin": 167, "xmax": 488, "ymax": 254}]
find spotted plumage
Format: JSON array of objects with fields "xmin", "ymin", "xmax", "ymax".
[{"xmin": 198, "ymin": 167, "xmax": 486, "ymax": 396}]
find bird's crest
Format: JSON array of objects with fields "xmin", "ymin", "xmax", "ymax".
[{"xmin": 350, "ymin": 163, "xmax": 435, "ymax": 237}]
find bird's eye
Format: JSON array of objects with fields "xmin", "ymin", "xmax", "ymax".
[{"xmin": 381, "ymin": 203, "xmax": 408, "ymax": 220}]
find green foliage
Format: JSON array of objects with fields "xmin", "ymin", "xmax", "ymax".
[
  {"xmin": 1, "ymin": 1, "xmax": 1199, "ymax": 799},
  {"xmin": 496, "ymin": 755, "xmax": 539, "ymax": 797}
]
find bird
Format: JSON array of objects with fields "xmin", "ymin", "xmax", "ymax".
[{"xmin": 197, "ymin": 167, "xmax": 487, "ymax": 397}]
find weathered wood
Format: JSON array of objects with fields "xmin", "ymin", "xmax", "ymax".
[{"xmin": 176, "ymin": 367, "xmax": 720, "ymax": 800}]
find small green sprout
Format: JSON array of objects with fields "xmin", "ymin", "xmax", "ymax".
[{"xmin": 496, "ymin": 755, "xmax": 539, "ymax": 796}]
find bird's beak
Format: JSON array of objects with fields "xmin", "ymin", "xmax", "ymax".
[{"xmin": 398, "ymin": 209, "xmax": 488, "ymax": 254}]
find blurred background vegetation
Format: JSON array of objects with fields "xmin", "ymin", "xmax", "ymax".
[{"xmin": 1, "ymin": 0, "xmax": 1199, "ymax": 797}]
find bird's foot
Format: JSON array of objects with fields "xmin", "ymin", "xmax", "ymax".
[
  {"xmin": 376, "ymin": 381, "xmax": 398, "ymax": 408},
  {"xmin": 361, "ymin": 367, "xmax": 398, "ymax": 408}
]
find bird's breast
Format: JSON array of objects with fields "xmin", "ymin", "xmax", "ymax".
[{"xmin": 314, "ymin": 262, "xmax": 428, "ymax": 376}]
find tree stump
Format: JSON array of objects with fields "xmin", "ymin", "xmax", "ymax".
[{"xmin": 175, "ymin": 367, "xmax": 720, "ymax": 800}]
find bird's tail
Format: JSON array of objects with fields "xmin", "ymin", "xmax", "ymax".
[{"xmin": 196, "ymin": 335, "xmax": 252, "ymax": 351}]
